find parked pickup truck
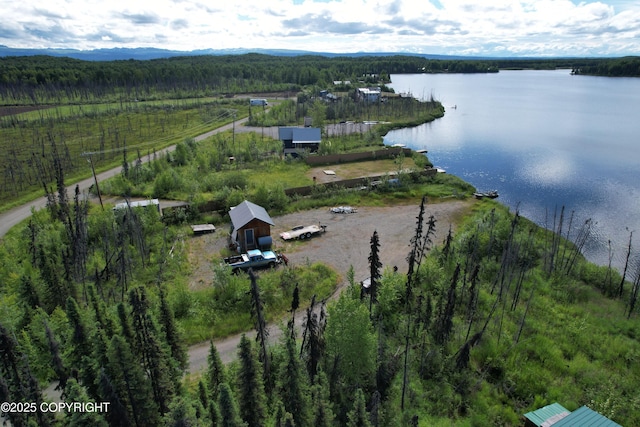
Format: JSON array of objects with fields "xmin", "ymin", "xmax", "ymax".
[
  {"xmin": 280, "ymin": 224, "xmax": 327, "ymax": 241},
  {"xmin": 224, "ymin": 249, "xmax": 281, "ymax": 272}
]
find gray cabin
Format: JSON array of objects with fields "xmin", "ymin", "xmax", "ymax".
[{"xmin": 229, "ymin": 200, "xmax": 274, "ymax": 252}]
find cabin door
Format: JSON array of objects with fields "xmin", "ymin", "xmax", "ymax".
[{"xmin": 245, "ymin": 229, "xmax": 255, "ymax": 249}]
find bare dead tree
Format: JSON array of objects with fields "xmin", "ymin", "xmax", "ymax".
[
  {"xmin": 514, "ymin": 287, "xmax": 535, "ymax": 344},
  {"xmin": 401, "ymin": 195, "xmax": 427, "ymax": 411},
  {"xmin": 619, "ymin": 230, "xmax": 633, "ymax": 298},
  {"xmin": 627, "ymin": 261, "xmax": 640, "ymax": 319}
]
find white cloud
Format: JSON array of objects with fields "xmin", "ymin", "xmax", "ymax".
[{"xmin": 0, "ymin": 0, "xmax": 638, "ymax": 56}]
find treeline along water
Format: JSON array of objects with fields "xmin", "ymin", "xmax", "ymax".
[{"xmin": 384, "ymin": 69, "xmax": 640, "ymax": 271}]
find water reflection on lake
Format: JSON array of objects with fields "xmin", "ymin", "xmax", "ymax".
[{"xmin": 384, "ymin": 70, "xmax": 640, "ymax": 271}]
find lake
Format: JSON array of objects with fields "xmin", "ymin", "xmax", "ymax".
[{"xmin": 384, "ymin": 70, "xmax": 640, "ymax": 271}]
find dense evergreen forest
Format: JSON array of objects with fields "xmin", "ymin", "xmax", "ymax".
[
  {"xmin": 1, "ymin": 54, "xmax": 637, "ymax": 107},
  {"xmin": 570, "ymin": 56, "xmax": 640, "ymax": 77},
  {"xmin": 0, "ymin": 54, "xmax": 501, "ymax": 105}
]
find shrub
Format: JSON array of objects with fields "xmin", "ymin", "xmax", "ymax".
[{"xmin": 153, "ymin": 168, "xmax": 183, "ymax": 198}]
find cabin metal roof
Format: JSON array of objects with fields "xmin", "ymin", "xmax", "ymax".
[
  {"xmin": 114, "ymin": 198, "xmax": 159, "ymax": 210},
  {"xmin": 551, "ymin": 406, "xmax": 621, "ymax": 427},
  {"xmin": 278, "ymin": 127, "xmax": 321, "ymax": 144},
  {"xmin": 524, "ymin": 403, "xmax": 570, "ymax": 427},
  {"xmin": 229, "ymin": 200, "xmax": 274, "ymax": 230}
]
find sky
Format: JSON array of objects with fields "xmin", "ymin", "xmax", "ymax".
[{"xmin": 1, "ymin": 0, "xmax": 639, "ymax": 57}]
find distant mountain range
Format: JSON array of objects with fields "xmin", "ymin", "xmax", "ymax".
[{"xmin": 0, "ymin": 45, "xmax": 486, "ymax": 61}]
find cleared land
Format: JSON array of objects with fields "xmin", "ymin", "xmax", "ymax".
[{"xmin": 186, "ymin": 198, "xmax": 475, "ymax": 371}]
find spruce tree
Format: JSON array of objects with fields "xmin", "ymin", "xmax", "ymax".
[
  {"xmin": 278, "ymin": 336, "xmax": 311, "ymax": 427},
  {"xmin": 300, "ymin": 295, "xmax": 326, "ymax": 382},
  {"xmin": 129, "ymin": 286, "xmax": 175, "ymax": 414},
  {"xmin": 44, "ymin": 319, "xmax": 68, "ymax": 391},
  {"xmin": 248, "ymin": 269, "xmax": 270, "ymax": 390},
  {"xmin": 17, "ymin": 274, "xmax": 40, "ymax": 327},
  {"xmin": 217, "ymin": 382, "xmax": 244, "ymax": 427},
  {"xmin": 197, "ymin": 379, "xmax": 209, "ymax": 409},
  {"xmin": 88, "ymin": 284, "xmax": 116, "ymax": 337},
  {"xmin": 117, "ymin": 302, "xmax": 134, "ymax": 345},
  {"xmin": 346, "ymin": 388, "xmax": 372, "ymax": 427},
  {"xmin": 289, "ymin": 283, "xmax": 300, "ymax": 339},
  {"xmin": 368, "ymin": 230, "xmax": 382, "ymax": 316},
  {"xmin": 311, "ymin": 371, "xmax": 335, "ymax": 427},
  {"xmin": 0, "ymin": 322, "xmax": 54, "ymax": 427},
  {"xmin": 65, "ymin": 296, "xmax": 91, "ymax": 368},
  {"xmin": 207, "ymin": 340, "xmax": 227, "ymax": 403},
  {"xmin": 208, "ymin": 400, "xmax": 220, "ymax": 427},
  {"xmin": 97, "ymin": 367, "xmax": 131, "ymax": 427},
  {"xmin": 106, "ymin": 335, "xmax": 159, "ymax": 427},
  {"xmin": 158, "ymin": 287, "xmax": 188, "ymax": 373},
  {"xmin": 162, "ymin": 396, "xmax": 199, "ymax": 427},
  {"xmin": 236, "ymin": 334, "xmax": 267, "ymax": 427},
  {"xmin": 63, "ymin": 378, "xmax": 109, "ymax": 427}
]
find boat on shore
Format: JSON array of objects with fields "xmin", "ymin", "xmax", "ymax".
[{"xmin": 473, "ymin": 190, "xmax": 499, "ymax": 199}]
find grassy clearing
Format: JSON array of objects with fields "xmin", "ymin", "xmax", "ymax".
[{"xmin": 172, "ymin": 262, "xmax": 339, "ymax": 344}]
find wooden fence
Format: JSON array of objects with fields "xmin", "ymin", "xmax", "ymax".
[{"xmin": 304, "ymin": 147, "xmax": 413, "ymax": 165}]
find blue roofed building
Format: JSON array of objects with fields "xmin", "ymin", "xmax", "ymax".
[{"xmin": 278, "ymin": 127, "xmax": 322, "ymax": 156}]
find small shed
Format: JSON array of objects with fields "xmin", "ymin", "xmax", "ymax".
[{"xmin": 229, "ymin": 200, "xmax": 274, "ymax": 252}]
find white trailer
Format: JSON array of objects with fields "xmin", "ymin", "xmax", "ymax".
[
  {"xmin": 280, "ymin": 224, "xmax": 327, "ymax": 240},
  {"xmin": 250, "ymin": 98, "xmax": 268, "ymax": 106}
]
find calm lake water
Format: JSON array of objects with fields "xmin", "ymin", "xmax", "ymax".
[{"xmin": 384, "ymin": 70, "xmax": 640, "ymax": 271}]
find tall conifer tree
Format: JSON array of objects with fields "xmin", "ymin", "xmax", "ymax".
[
  {"xmin": 236, "ymin": 334, "xmax": 267, "ymax": 427},
  {"xmin": 128, "ymin": 286, "xmax": 175, "ymax": 414},
  {"xmin": 279, "ymin": 336, "xmax": 311, "ymax": 427},
  {"xmin": 217, "ymin": 382, "xmax": 244, "ymax": 427},
  {"xmin": 346, "ymin": 388, "xmax": 372, "ymax": 427},
  {"xmin": 207, "ymin": 340, "xmax": 226, "ymax": 403},
  {"xmin": 106, "ymin": 335, "xmax": 159, "ymax": 427}
]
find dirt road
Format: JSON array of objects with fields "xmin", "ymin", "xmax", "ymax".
[{"xmin": 0, "ymin": 118, "xmax": 248, "ymax": 238}]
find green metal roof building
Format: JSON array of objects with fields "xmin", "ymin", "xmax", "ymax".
[
  {"xmin": 524, "ymin": 403, "xmax": 622, "ymax": 427},
  {"xmin": 524, "ymin": 403, "xmax": 571, "ymax": 427},
  {"xmin": 552, "ymin": 406, "xmax": 621, "ymax": 427}
]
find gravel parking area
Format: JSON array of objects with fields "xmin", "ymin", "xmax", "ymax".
[
  {"xmin": 187, "ymin": 199, "xmax": 474, "ymax": 292},
  {"xmin": 185, "ymin": 199, "xmax": 474, "ymax": 369}
]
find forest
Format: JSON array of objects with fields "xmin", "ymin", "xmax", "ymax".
[
  {"xmin": 2, "ymin": 53, "xmax": 640, "ymax": 426},
  {"xmin": 0, "ymin": 54, "xmax": 500, "ymax": 106},
  {"xmin": 2, "ymin": 54, "xmax": 637, "ymax": 108},
  {"xmin": 570, "ymin": 56, "xmax": 640, "ymax": 77}
]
